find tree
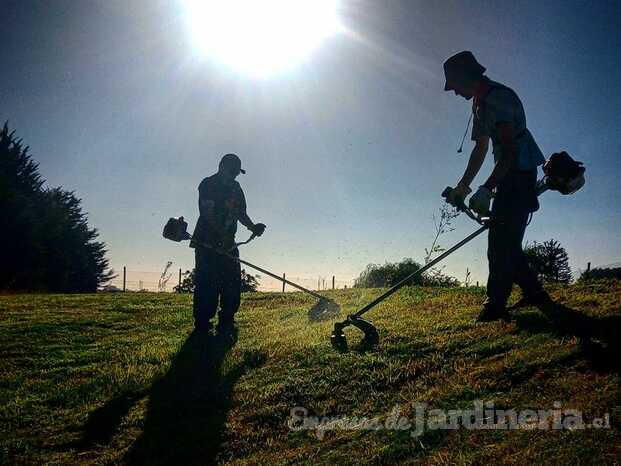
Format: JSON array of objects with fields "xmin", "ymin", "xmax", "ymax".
[
  {"xmin": 174, "ymin": 268, "xmax": 260, "ymax": 293},
  {"xmin": 525, "ymin": 239, "xmax": 572, "ymax": 284},
  {"xmin": 240, "ymin": 269, "xmax": 260, "ymax": 292},
  {"xmin": 0, "ymin": 122, "xmax": 113, "ymax": 291},
  {"xmin": 174, "ymin": 269, "xmax": 195, "ymax": 293}
]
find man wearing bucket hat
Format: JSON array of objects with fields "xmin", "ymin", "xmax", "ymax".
[
  {"xmin": 443, "ymin": 51, "xmax": 550, "ymax": 321},
  {"xmin": 191, "ymin": 153, "xmax": 266, "ymax": 332}
]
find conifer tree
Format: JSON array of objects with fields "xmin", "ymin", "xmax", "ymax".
[{"xmin": 0, "ymin": 122, "xmax": 113, "ymax": 291}]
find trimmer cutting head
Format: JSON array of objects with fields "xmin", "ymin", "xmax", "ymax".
[{"xmin": 330, "ymin": 316, "xmax": 379, "ymax": 352}]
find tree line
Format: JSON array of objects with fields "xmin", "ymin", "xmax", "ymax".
[
  {"xmin": 1, "ymin": 123, "xmax": 113, "ymax": 292},
  {"xmin": 354, "ymin": 239, "xmax": 577, "ymax": 288}
]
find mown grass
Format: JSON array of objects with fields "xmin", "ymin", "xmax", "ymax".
[{"xmin": 1, "ymin": 282, "xmax": 620, "ymax": 465}]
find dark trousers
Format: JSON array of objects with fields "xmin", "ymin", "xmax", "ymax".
[
  {"xmin": 193, "ymin": 247, "xmax": 241, "ymax": 327},
  {"xmin": 486, "ymin": 170, "xmax": 543, "ymax": 308}
]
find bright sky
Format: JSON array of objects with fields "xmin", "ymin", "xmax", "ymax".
[{"xmin": 2, "ymin": 0, "xmax": 620, "ymax": 289}]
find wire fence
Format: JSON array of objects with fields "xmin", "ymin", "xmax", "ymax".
[
  {"xmin": 259, "ymin": 275, "xmax": 354, "ymax": 292},
  {"xmin": 106, "ymin": 269, "xmax": 175, "ymax": 292},
  {"xmin": 104, "ymin": 267, "xmax": 355, "ymax": 293}
]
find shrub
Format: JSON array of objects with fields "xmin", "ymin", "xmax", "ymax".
[
  {"xmin": 580, "ymin": 267, "xmax": 621, "ymax": 281},
  {"xmin": 354, "ymin": 258, "xmax": 459, "ymax": 288}
]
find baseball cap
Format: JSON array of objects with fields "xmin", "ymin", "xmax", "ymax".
[{"xmin": 219, "ymin": 153, "xmax": 245, "ymax": 174}]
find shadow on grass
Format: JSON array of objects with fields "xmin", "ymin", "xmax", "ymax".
[
  {"xmin": 79, "ymin": 329, "xmax": 266, "ymax": 464},
  {"xmin": 513, "ymin": 299, "xmax": 621, "ymax": 372},
  {"xmin": 125, "ymin": 328, "xmax": 267, "ymax": 464},
  {"xmin": 79, "ymin": 389, "xmax": 148, "ymax": 448}
]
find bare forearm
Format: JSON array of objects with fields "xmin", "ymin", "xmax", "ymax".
[
  {"xmin": 238, "ymin": 212, "xmax": 254, "ymax": 230},
  {"xmin": 459, "ymin": 142, "xmax": 488, "ymax": 188}
]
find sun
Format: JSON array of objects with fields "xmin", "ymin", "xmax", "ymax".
[{"xmin": 182, "ymin": 0, "xmax": 342, "ymax": 76}]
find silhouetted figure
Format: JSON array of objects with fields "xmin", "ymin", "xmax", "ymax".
[
  {"xmin": 443, "ymin": 51, "xmax": 550, "ymax": 321},
  {"xmin": 191, "ymin": 154, "xmax": 266, "ymax": 332}
]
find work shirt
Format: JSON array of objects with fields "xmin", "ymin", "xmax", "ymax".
[
  {"xmin": 191, "ymin": 173, "xmax": 247, "ymax": 248},
  {"xmin": 471, "ymin": 80, "xmax": 545, "ymax": 171}
]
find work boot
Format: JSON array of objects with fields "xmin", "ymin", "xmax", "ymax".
[{"xmin": 476, "ymin": 303, "xmax": 510, "ymax": 322}]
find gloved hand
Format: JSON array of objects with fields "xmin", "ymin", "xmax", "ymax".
[
  {"xmin": 250, "ymin": 223, "xmax": 266, "ymax": 236},
  {"xmin": 445, "ymin": 182, "xmax": 471, "ymax": 207},
  {"xmin": 469, "ymin": 186, "xmax": 493, "ymax": 216}
]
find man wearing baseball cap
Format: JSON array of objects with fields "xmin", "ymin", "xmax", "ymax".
[
  {"xmin": 443, "ymin": 51, "xmax": 550, "ymax": 321},
  {"xmin": 191, "ymin": 153, "xmax": 266, "ymax": 332}
]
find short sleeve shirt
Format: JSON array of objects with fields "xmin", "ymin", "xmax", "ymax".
[
  {"xmin": 471, "ymin": 80, "xmax": 545, "ymax": 171},
  {"xmin": 192, "ymin": 174, "xmax": 247, "ymax": 245}
]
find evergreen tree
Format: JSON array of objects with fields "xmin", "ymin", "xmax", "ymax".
[
  {"xmin": 525, "ymin": 239, "xmax": 572, "ymax": 284},
  {"xmin": 0, "ymin": 122, "xmax": 113, "ymax": 291},
  {"xmin": 0, "ymin": 123, "xmax": 45, "ymax": 289}
]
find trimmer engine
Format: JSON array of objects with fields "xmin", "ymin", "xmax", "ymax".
[
  {"xmin": 541, "ymin": 151, "xmax": 586, "ymax": 195},
  {"xmin": 163, "ymin": 217, "xmax": 191, "ymax": 242}
]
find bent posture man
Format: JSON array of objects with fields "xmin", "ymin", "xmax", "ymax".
[
  {"xmin": 191, "ymin": 153, "xmax": 266, "ymax": 331},
  {"xmin": 443, "ymin": 51, "xmax": 550, "ymax": 321}
]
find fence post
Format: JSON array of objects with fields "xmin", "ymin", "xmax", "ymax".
[
  {"xmin": 123, "ymin": 266, "xmax": 126, "ymax": 292},
  {"xmin": 282, "ymin": 273, "xmax": 286, "ymax": 292},
  {"xmin": 178, "ymin": 268, "xmax": 182, "ymax": 291},
  {"xmin": 586, "ymin": 262, "xmax": 591, "ymax": 278},
  {"xmin": 332, "ymin": 275, "xmax": 335, "ymax": 290}
]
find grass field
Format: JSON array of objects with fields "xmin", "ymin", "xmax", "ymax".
[{"xmin": 1, "ymin": 281, "xmax": 620, "ymax": 465}]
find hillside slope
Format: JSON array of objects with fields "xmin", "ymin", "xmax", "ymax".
[{"xmin": 1, "ymin": 282, "xmax": 620, "ymax": 464}]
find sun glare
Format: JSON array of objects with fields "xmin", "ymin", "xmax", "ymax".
[{"xmin": 182, "ymin": 0, "xmax": 341, "ymax": 76}]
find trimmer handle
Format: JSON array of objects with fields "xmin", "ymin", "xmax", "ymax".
[
  {"xmin": 441, "ymin": 186, "xmax": 487, "ymax": 225},
  {"xmin": 442, "ymin": 186, "xmax": 468, "ymax": 211}
]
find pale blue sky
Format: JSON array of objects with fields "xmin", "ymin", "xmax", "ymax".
[{"xmin": 2, "ymin": 0, "xmax": 620, "ymax": 287}]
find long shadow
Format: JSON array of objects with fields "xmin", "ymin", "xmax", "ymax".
[
  {"xmin": 78, "ymin": 389, "xmax": 148, "ymax": 448},
  {"xmin": 110, "ymin": 329, "xmax": 266, "ymax": 465},
  {"xmin": 512, "ymin": 299, "xmax": 621, "ymax": 372}
]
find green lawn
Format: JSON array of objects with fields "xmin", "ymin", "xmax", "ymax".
[{"xmin": 1, "ymin": 282, "xmax": 620, "ymax": 464}]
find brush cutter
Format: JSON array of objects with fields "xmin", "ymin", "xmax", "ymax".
[
  {"xmin": 330, "ymin": 197, "xmax": 489, "ymax": 352},
  {"xmin": 331, "ymin": 152, "xmax": 587, "ymax": 352},
  {"xmin": 162, "ymin": 216, "xmax": 341, "ymax": 319}
]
